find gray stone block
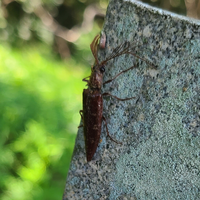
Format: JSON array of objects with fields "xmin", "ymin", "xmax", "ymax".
[{"xmin": 63, "ymin": 0, "xmax": 200, "ymax": 199}]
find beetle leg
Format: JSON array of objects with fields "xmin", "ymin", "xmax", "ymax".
[
  {"xmin": 103, "ymin": 65, "xmax": 137, "ymax": 85},
  {"xmin": 82, "ymin": 76, "xmax": 90, "ymax": 83},
  {"xmin": 78, "ymin": 110, "xmax": 84, "ymax": 128},
  {"xmin": 102, "ymin": 92, "xmax": 135, "ymax": 101},
  {"xmin": 102, "ymin": 116, "xmax": 122, "ymax": 145}
]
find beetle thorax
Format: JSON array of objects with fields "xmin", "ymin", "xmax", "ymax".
[{"xmin": 88, "ymin": 66, "xmax": 103, "ymax": 89}]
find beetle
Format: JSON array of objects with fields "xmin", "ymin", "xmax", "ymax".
[{"xmin": 80, "ymin": 34, "xmax": 155, "ymax": 162}]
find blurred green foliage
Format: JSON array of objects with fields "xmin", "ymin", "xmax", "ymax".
[{"xmin": 0, "ymin": 38, "xmax": 94, "ymax": 199}]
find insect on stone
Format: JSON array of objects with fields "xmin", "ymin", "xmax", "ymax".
[{"xmin": 79, "ymin": 34, "xmax": 155, "ymax": 162}]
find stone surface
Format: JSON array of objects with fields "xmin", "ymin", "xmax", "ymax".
[{"xmin": 63, "ymin": 0, "xmax": 200, "ymax": 199}]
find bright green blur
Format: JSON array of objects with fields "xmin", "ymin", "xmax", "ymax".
[{"xmin": 0, "ymin": 41, "xmax": 91, "ymax": 200}]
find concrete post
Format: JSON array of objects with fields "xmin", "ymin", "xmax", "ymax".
[{"xmin": 63, "ymin": 0, "xmax": 200, "ymax": 199}]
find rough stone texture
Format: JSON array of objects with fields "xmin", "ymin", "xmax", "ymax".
[{"xmin": 63, "ymin": 0, "xmax": 200, "ymax": 199}]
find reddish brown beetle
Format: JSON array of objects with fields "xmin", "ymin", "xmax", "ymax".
[{"xmin": 80, "ymin": 34, "xmax": 155, "ymax": 162}]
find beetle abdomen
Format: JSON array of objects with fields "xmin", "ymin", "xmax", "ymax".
[{"xmin": 83, "ymin": 89, "xmax": 103, "ymax": 161}]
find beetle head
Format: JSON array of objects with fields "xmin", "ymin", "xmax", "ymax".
[{"xmin": 88, "ymin": 64, "xmax": 105, "ymax": 89}]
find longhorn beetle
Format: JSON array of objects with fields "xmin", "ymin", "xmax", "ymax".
[{"xmin": 79, "ymin": 34, "xmax": 155, "ymax": 162}]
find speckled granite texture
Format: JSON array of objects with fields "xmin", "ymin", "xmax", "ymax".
[{"xmin": 63, "ymin": 0, "xmax": 200, "ymax": 199}]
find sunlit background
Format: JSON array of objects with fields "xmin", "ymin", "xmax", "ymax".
[{"xmin": 0, "ymin": 0, "xmax": 198, "ymax": 199}]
